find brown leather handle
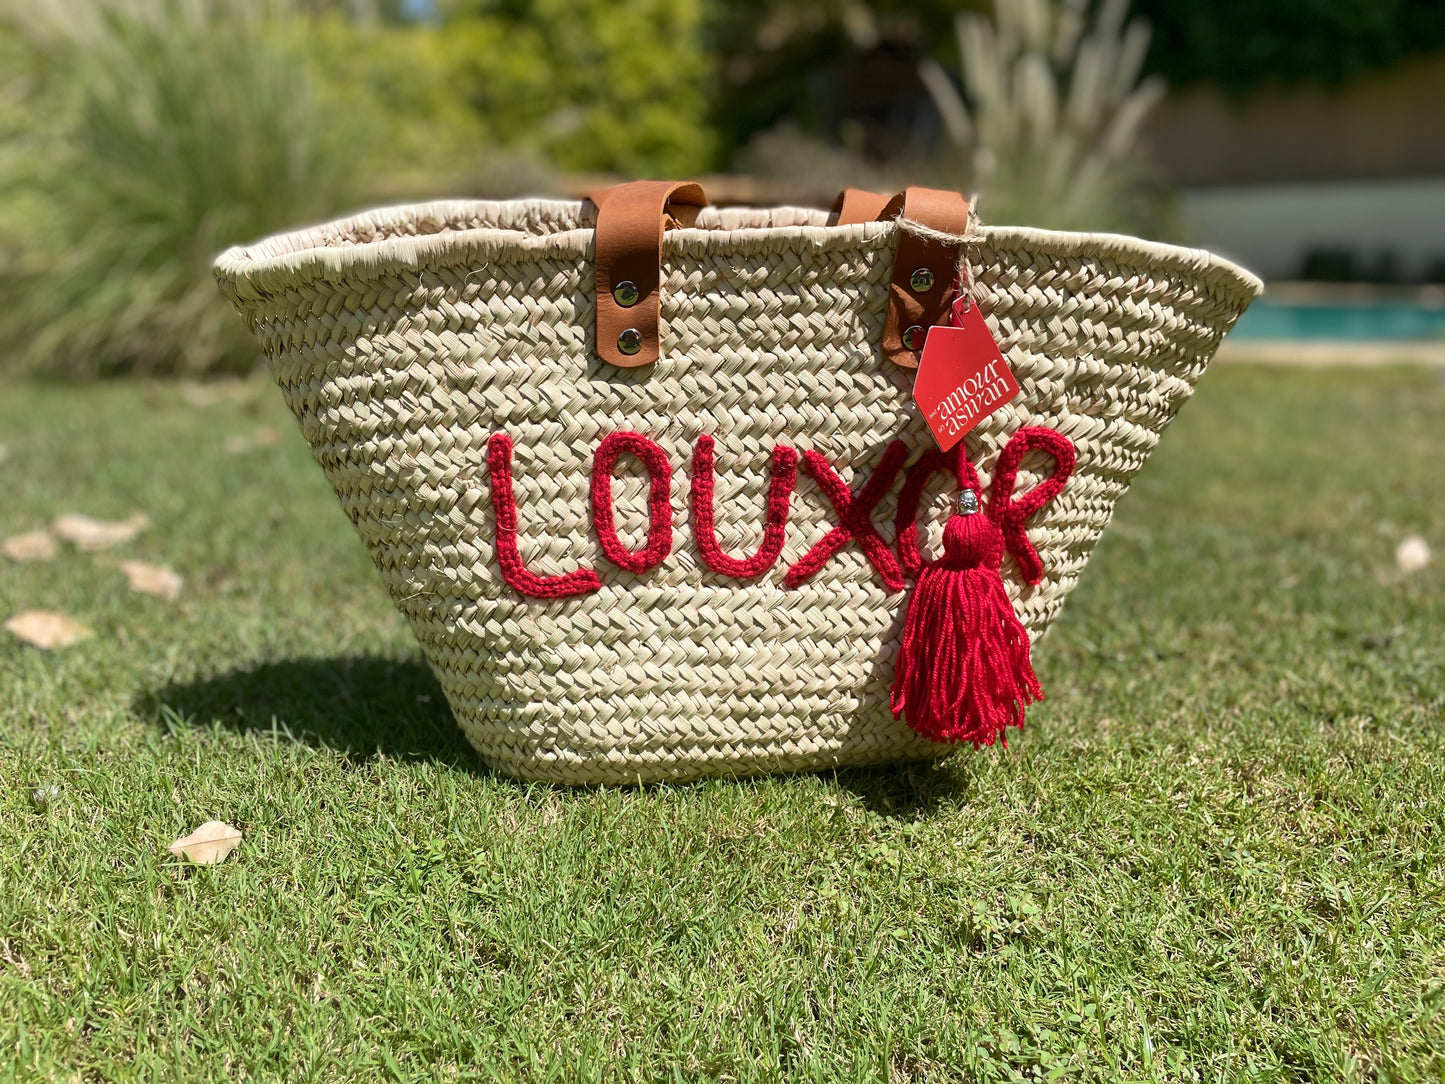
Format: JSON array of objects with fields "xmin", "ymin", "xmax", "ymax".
[
  {"xmin": 833, "ymin": 186, "xmax": 972, "ymax": 368},
  {"xmin": 586, "ymin": 181, "xmax": 967, "ymax": 370},
  {"xmin": 831, "ymin": 187, "xmax": 894, "ymax": 226},
  {"xmin": 588, "ymin": 180, "xmax": 707, "ymax": 367},
  {"xmin": 879, "ymin": 188, "xmax": 970, "ymax": 368}
]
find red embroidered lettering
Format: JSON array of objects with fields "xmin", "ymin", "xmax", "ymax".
[
  {"xmin": 893, "ymin": 443, "xmax": 983, "ymax": 578},
  {"xmin": 489, "ymin": 429, "xmax": 1056, "ymax": 598},
  {"xmin": 592, "ymin": 432, "xmax": 674, "ymax": 573},
  {"xmin": 785, "ymin": 441, "xmax": 909, "ymax": 591},
  {"xmin": 986, "ymin": 427, "xmax": 1077, "ymax": 585},
  {"xmin": 691, "ymin": 436, "xmax": 798, "ymax": 579},
  {"xmin": 486, "ymin": 433, "xmax": 602, "ymax": 599}
]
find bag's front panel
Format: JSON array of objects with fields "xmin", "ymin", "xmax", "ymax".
[{"xmin": 231, "ymin": 208, "xmax": 1259, "ymax": 783}]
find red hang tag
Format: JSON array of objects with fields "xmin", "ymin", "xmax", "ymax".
[{"xmin": 911, "ymin": 304, "xmax": 1020, "ymax": 451}]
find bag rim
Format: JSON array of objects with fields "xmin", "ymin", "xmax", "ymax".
[{"xmin": 213, "ymin": 197, "xmax": 1263, "ymax": 306}]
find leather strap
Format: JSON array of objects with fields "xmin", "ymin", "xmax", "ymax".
[
  {"xmin": 831, "ymin": 187, "xmax": 893, "ymax": 226},
  {"xmin": 585, "ymin": 181, "xmax": 966, "ymax": 370},
  {"xmin": 831, "ymin": 186, "xmax": 971, "ymax": 367},
  {"xmin": 588, "ymin": 180, "xmax": 707, "ymax": 367},
  {"xmin": 877, "ymin": 187, "xmax": 971, "ymax": 369}
]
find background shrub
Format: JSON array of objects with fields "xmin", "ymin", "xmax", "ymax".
[{"xmin": 436, "ymin": 0, "xmax": 717, "ymax": 178}]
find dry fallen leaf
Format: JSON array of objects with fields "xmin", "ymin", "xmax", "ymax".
[
  {"xmin": 168, "ymin": 821, "xmax": 243, "ymax": 864},
  {"xmin": 119, "ymin": 560, "xmax": 183, "ymax": 601},
  {"xmin": 5, "ymin": 610, "xmax": 93, "ymax": 649},
  {"xmin": 52, "ymin": 512, "xmax": 149, "ymax": 551},
  {"xmin": 3, "ymin": 530, "xmax": 57, "ymax": 563},
  {"xmin": 223, "ymin": 426, "xmax": 281, "ymax": 455},
  {"xmin": 1396, "ymin": 534, "xmax": 1431, "ymax": 573}
]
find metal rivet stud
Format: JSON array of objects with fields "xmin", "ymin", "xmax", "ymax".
[
  {"xmin": 958, "ymin": 490, "xmax": 980, "ymax": 516},
  {"xmin": 617, "ymin": 328, "xmax": 643, "ymax": 356},
  {"xmin": 909, "ymin": 267, "xmax": 936, "ymax": 293},
  {"xmin": 901, "ymin": 324, "xmax": 926, "ymax": 351},
  {"xmin": 613, "ymin": 280, "xmax": 641, "ymax": 307}
]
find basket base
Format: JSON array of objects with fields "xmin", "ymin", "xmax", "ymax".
[{"xmin": 446, "ymin": 696, "xmax": 956, "ymax": 785}]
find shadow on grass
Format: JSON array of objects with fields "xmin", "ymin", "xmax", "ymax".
[
  {"xmin": 139, "ymin": 655, "xmax": 484, "ymax": 768},
  {"xmin": 832, "ymin": 758, "xmax": 974, "ymax": 821},
  {"xmin": 140, "ymin": 657, "xmax": 974, "ymax": 813}
]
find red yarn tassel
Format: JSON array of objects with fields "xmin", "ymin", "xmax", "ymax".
[{"xmin": 890, "ymin": 497, "xmax": 1042, "ymax": 747}]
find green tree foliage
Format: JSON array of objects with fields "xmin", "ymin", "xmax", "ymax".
[
  {"xmin": 438, "ymin": 0, "xmax": 716, "ymax": 176},
  {"xmin": 1133, "ymin": 0, "xmax": 1445, "ymax": 93}
]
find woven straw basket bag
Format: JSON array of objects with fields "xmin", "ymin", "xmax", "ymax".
[{"xmin": 215, "ymin": 181, "xmax": 1261, "ymax": 784}]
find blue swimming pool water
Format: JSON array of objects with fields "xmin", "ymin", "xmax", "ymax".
[{"xmin": 1231, "ymin": 298, "xmax": 1445, "ymax": 341}]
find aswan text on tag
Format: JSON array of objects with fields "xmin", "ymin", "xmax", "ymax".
[{"xmin": 911, "ymin": 303, "xmax": 1021, "ymax": 452}]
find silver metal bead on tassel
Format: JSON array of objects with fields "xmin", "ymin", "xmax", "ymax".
[{"xmin": 958, "ymin": 490, "xmax": 980, "ymax": 516}]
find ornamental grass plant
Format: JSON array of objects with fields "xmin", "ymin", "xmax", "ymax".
[
  {"xmin": 917, "ymin": 0, "xmax": 1173, "ymax": 233},
  {"xmin": 0, "ymin": 0, "xmax": 370, "ymax": 377}
]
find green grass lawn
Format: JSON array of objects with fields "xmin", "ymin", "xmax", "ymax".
[{"xmin": 2, "ymin": 365, "xmax": 1443, "ymax": 1082}]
